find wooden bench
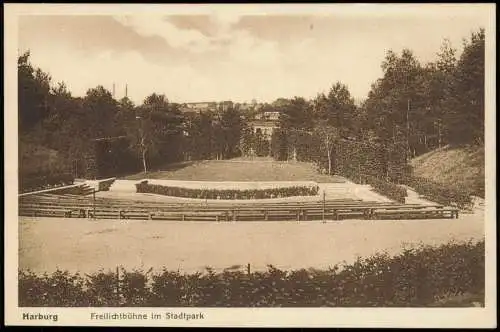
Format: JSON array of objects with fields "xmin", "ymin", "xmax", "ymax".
[
  {"xmin": 18, "ymin": 194, "xmax": 457, "ymax": 222},
  {"xmin": 19, "ymin": 207, "xmax": 73, "ymax": 218},
  {"xmin": 87, "ymin": 209, "xmax": 121, "ymax": 219},
  {"xmin": 151, "ymin": 211, "xmax": 226, "ymax": 222},
  {"xmin": 372, "ymin": 208, "xmax": 458, "ymax": 220},
  {"xmin": 232, "ymin": 209, "xmax": 298, "ymax": 221},
  {"xmin": 118, "ymin": 210, "xmax": 150, "ymax": 220}
]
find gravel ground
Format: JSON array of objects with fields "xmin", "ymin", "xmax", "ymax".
[{"xmin": 19, "ymin": 210, "xmax": 484, "ymax": 275}]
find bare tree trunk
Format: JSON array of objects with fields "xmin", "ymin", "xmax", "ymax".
[
  {"xmin": 438, "ymin": 121, "xmax": 442, "ymax": 148},
  {"xmin": 327, "ymin": 145, "xmax": 331, "ymax": 175},
  {"xmin": 141, "ymin": 136, "xmax": 147, "ymax": 173},
  {"xmin": 142, "ymin": 148, "xmax": 147, "ymax": 173}
]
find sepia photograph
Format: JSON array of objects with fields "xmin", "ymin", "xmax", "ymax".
[{"xmin": 4, "ymin": 3, "xmax": 496, "ymax": 328}]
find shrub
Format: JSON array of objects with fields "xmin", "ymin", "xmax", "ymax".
[
  {"xmin": 135, "ymin": 182, "xmax": 320, "ymax": 200},
  {"xmin": 19, "ymin": 170, "xmax": 74, "ymax": 193},
  {"xmin": 362, "ymin": 175, "xmax": 408, "ymax": 203},
  {"xmin": 406, "ymin": 176, "xmax": 473, "ymax": 209},
  {"xmin": 84, "ymin": 270, "xmax": 121, "ymax": 307},
  {"xmin": 98, "ymin": 178, "xmax": 116, "ymax": 192},
  {"xmin": 19, "ymin": 239, "xmax": 485, "ymax": 307},
  {"xmin": 18, "ymin": 269, "xmax": 87, "ymax": 307},
  {"xmin": 120, "ymin": 268, "xmax": 152, "ymax": 306}
]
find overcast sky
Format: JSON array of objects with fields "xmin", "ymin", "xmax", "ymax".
[{"xmin": 18, "ymin": 5, "xmax": 489, "ymax": 105}]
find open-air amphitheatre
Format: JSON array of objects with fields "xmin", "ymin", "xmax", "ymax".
[
  {"xmin": 19, "ymin": 157, "xmax": 485, "ymax": 275},
  {"xmin": 13, "ymin": 10, "xmax": 490, "ymax": 313},
  {"xmin": 17, "ymin": 25, "xmax": 487, "ymax": 279}
]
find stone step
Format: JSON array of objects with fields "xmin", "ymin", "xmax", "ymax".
[{"xmin": 108, "ymin": 180, "xmax": 139, "ymax": 193}]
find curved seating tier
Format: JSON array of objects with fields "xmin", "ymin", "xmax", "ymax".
[{"xmin": 19, "ymin": 192, "xmax": 459, "ymax": 221}]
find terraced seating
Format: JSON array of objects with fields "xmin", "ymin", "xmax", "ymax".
[
  {"xmin": 18, "ymin": 193, "xmax": 459, "ymax": 221},
  {"xmin": 372, "ymin": 207, "xmax": 459, "ymax": 219},
  {"xmin": 19, "ymin": 207, "xmax": 74, "ymax": 218},
  {"xmin": 151, "ymin": 211, "xmax": 227, "ymax": 222}
]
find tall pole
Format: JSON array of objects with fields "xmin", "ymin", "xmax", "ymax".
[
  {"xmin": 322, "ymin": 190, "xmax": 326, "ymax": 223},
  {"xmin": 93, "ymin": 188, "xmax": 96, "ymax": 220},
  {"xmin": 136, "ymin": 115, "xmax": 147, "ymax": 173},
  {"xmin": 406, "ymin": 99, "xmax": 410, "ymax": 163},
  {"xmin": 141, "ymin": 126, "xmax": 147, "ymax": 174}
]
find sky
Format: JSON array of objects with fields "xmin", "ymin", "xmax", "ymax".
[{"xmin": 17, "ymin": 5, "xmax": 490, "ymax": 105}]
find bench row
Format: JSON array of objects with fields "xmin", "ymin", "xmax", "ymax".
[{"xmin": 19, "ymin": 205, "xmax": 459, "ymax": 221}]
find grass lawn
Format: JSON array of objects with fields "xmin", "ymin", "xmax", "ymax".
[{"xmin": 121, "ymin": 157, "xmax": 346, "ymax": 183}]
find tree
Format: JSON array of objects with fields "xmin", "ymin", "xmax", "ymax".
[
  {"xmin": 239, "ymin": 115, "xmax": 256, "ymax": 157},
  {"xmin": 82, "ymin": 86, "xmax": 119, "ymax": 139},
  {"xmin": 364, "ymin": 48, "xmax": 423, "ymax": 159},
  {"xmin": 443, "ymin": 29, "xmax": 485, "ymax": 145},
  {"xmin": 270, "ymin": 128, "xmax": 288, "ymax": 161},
  {"xmin": 314, "ymin": 82, "xmax": 357, "ymax": 137},
  {"xmin": 313, "ymin": 121, "xmax": 340, "ymax": 175},
  {"xmin": 185, "ymin": 111, "xmax": 217, "ymax": 160},
  {"xmin": 432, "ymin": 38, "xmax": 457, "ymax": 148},
  {"xmin": 133, "ymin": 93, "xmax": 185, "ymax": 172},
  {"xmin": 18, "ymin": 51, "xmax": 52, "ymax": 132},
  {"xmin": 277, "ymin": 97, "xmax": 313, "ymax": 131},
  {"xmin": 218, "ymin": 103, "xmax": 243, "ymax": 159}
]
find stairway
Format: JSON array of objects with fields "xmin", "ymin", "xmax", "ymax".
[
  {"xmin": 403, "ymin": 185, "xmax": 438, "ymax": 206},
  {"xmin": 318, "ymin": 183, "xmax": 358, "ymax": 200},
  {"xmin": 50, "ymin": 183, "xmax": 95, "ymax": 196},
  {"xmin": 320, "ymin": 180, "xmax": 393, "ymax": 203},
  {"xmin": 108, "ymin": 179, "xmax": 140, "ymax": 193},
  {"xmin": 79, "ymin": 184, "xmax": 95, "ymax": 196}
]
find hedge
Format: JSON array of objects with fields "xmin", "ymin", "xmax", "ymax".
[
  {"xmin": 19, "ymin": 239, "xmax": 484, "ymax": 307},
  {"xmin": 19, "ymin": 171, "xmax": 74, "ymax": 193},
  {"xmin": 361, "ymin": 175, "xmax": 408, "ymax": 203},
  {"xmin": 333, "ymin": 140, "xmax": 409, "ymax": 183},
  {"xmin": 98, "ymin": 178, "xmax": 116, "ymax": 192},
  {"xmin": 135, "ymin": 181, "xmax": 320, "ymax": 200},
  {"xmin": 406, "ymin": 176, "xmax": 473, "ymax": 209}
]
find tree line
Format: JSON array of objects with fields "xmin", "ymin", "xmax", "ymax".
[
  {"xmin": 269, "ymin": 29, "xmax": 484, "ymax": 181},
  {"xmin": 18, "ymin": 53, "xmax": 248, "ymax": 178},
  {"xmin": 18, "ymin": 28, "xmax": 484, "ymax": 181}
]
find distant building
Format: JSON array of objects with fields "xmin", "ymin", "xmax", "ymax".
[
  {"xmin": 248, "ymin": 107, "xmax": 281, "ymax": 140},
  {"xmin": 180, "ymin": 101, "xmax": 217, "ymax": 113},
  {"xmin": 180, "ymin": 101, "xmax": 236, "ymax": 113},
  {"xmin": 255, "ymin": 111, "xmax": 280, "ymax": 121},
  {"xmin": 249, "ymin": 120, "xmax": 278, "ymax": 139}
]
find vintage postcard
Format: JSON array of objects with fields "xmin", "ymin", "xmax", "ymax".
[{"xmin": 4, "ymin": 3, "xmax": 496, "ymax": 328}]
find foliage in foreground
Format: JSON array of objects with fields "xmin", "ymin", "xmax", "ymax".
[
  {"xmin": 19, "ymin": 239, "xmax": 484, "ymax": 307},
  {"xmin": 19, "ymin": 170, "xmax": 74, "ymax": 193}
]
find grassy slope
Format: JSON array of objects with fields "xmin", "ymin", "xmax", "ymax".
[
  {"xmin": 122, "ymin": 157, "xmax": 346, "ymax": 183},
  {"xmin": 411, "ymin": 145, "xmax": 485, "ymax": 197},
  {"xmin": 19, "ymin": 140, "xmax": 65, "ymax": 174}
]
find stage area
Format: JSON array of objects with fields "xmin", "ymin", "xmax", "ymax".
[{"xmin": 121, "ymin": 157, "xmax": 346, "ymax": 183}]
